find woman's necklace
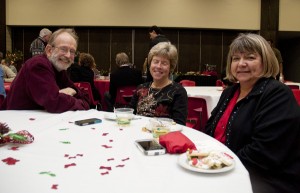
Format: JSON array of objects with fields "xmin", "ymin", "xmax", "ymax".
[{"xmin": 148, "ymin": 80, "xmax": 172, "ymax": 97}]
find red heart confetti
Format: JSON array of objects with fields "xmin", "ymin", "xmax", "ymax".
[
  {"xmin": 109, "ymin": 139, "xmax": 113, "ymax": 142},
  {"xmin": 122, "ymin": 157, "xmax": 130, "ymax": 162},
  {"xmin": 116, "ymin": 164, "xmax": 125, "ymax": 168},
  {"xmin": 51, "ymin": 184, "xmax": 58, "ymax": 190},
  {"xmin": 107, "ymin": 158, "xmax": 114, "ymax": 161},
  {"xmin": 91, "ymin": 127, "xmax": 96, "ymax": 130},
  {"xmin": 99, "ymin": 166, "xmax": 112, "ymax": 170},
  {"xmin": 64, "ymin": 154, "xmax": 69, "ymax": 157},
  {"xmin": 64, "ymin": 163, "xmax": 76, "ymax": 168},
  {"xmin": 2, "ymin": 157, "xmax": 20, "ymax": 165},
  {"xmin": 102, "ymin": 133, "xmax": 109, "ymax": 136},
  {"xmin": 68, "ymin": 121, "xmax": 73, "ymax": 123},
  {"xmin": 101, "ymin": 171, "xmax": 109, "ymax": 175},
  {"xmin": 9, "ymin": 146, "xmax": 19, "ymax": 151},
  {"xmin": 101, "ymin": 145, "xmax": 112, "ymax": 148},
  {"xmin": 68, "ymin": 156, "xmax": 76, "ymax": 159},
  {"xmin": 76, "ymin": 154, "xmax": 83, "ymax": 157},
  {"xmin": 29, "ymin": 118, "xmax": 35, "ymax": 121},
  {"xmin": 119, "ymin": 128, "xmax": 123, "ymax": 131}
]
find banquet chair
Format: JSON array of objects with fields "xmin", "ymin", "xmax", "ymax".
[
  {"xmin": 179, "ymin": 80, "xmax": 196, "ymax": 86},
  {"xmin": 74, "ymin": 82, "xmax": 101, "ymax": 110},
  {"xmin": 186, "ymin": 97, "xmax": 208, "ymax": 132},
  {"xmin": 216, "ymin": 79, "xmax": 224, "ymax": 86},
  {"xmin": 0, "ymin": 94, "xmax": 4, "ymax": 107},
  {"xmin": 287, "ymin": 85, "xmax": 300, "ymax": 90},
  {"xmin": 292, "ymin": 89, "xmax": 300, "ymax": 106},
  {"xmin": 115, "ymin": 86, "xmax": 137, "ymax": 108}
]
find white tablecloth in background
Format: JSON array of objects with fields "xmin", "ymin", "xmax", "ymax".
[
  {"xmin": 0, "ymin": 110, "xmax": 252, "ymax": 193},
  {"xmin": 184, "ymin": 86, "xmax": 223, "ymax": 117}
]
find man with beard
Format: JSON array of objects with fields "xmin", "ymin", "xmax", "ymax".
[{"xmin": 0, "ymin": 28, "xmax": 90, "ymax": 113}]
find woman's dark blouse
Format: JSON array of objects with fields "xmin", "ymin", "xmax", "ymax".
[
  {"xmin": 130, "ymin": 81, "xmax": 188, "ymax": 125},
  {"xmin": 205, "ymin": 78, "xmax": 300, "ymax": 193}
]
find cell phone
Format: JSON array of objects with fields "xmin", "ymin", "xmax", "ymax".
[
  {"xmin": 135, "ymin": 139, "xmax": 166, "ymax": 156},
  {"xmin": 74, "ymin": 118, "xmax": 102, "ymax": 126}
]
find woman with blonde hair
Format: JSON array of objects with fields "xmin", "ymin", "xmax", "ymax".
[{"xmin": 130, "ymin": 42, "xmax": 187, "ymax": 125}]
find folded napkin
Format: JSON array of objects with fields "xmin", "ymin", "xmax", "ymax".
[{"xmin": 159, "ymin": 131, "xmax": 196, "ymax": 154}]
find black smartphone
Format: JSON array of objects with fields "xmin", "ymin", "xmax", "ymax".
[{"xmin": 74, "ymin": 118, "xmax": 102, "ymax": 126}]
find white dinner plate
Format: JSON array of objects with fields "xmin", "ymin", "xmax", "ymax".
[{"xmin": 177, "ymin": 153, "xmax": 235, "ymax": 173}]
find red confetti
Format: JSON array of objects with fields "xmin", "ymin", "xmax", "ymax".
[
  {"xmin": 101, "ymin": 171, "xmax": 109, "ymax": 175},
  {"xmin": 64, "ymin": 163, "xmax": 76, "ymax": 168},
  {"xmin": 91, "ymin": 128, "xmax": 96, "ymax": 130},
  {"xmin": 99, "ymin": 166, "xmax": 112, "ymax": 170},
  {"xmin": 107, "ymin": 158, "xmax": 114, "ymax": 161},
  {"xmin": 109, "ymin": 140, "xmax": 113, "ymax": 142},
  {"xmin": 101, "ymin": 145, "xmax": 112, "ymax": 148},
  {"xmin": 68, "ymin": 156, "xmax": 76, "ymax": 159},
  {"xmin": 2, "ymin": 157, "xmax": 20, "ymax": 165},
  {"xmin": 9, "ymin": 146, "xmax": 19, "ymax": 151},
  {"xmin": 116, "ymin": 165, "xmax": 125, "ymax": 167},
  {"xmin": 102, "ymin": 133, "xmax": 109, "ymax": 136},
  {"xmin": 119, "ymin": 128, "xmax": 123, "ymax": 131},
  {"xmin": 68, "ymin": 121, "xmax": 73, "ymax": 123},
  {"xmin": 51, "ymin": 184, "xmax": 58, "ymax": 190},
  {"xmin": 122, "ymin": 157, "xmax": 130, "ymax": 161},
  {"xmin": 29, "ymin": 118, "xmax": 35, "ymax": 121},
  {"xmin": 64, "ymin": 154, "xmax": 69, "ymax": 157}
]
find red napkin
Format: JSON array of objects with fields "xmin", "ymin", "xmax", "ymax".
[{"xmin": 159, "ymin": 131, "xmax": 196, "ymax": 154}]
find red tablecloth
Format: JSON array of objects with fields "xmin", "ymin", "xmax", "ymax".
[{"xmin": 94, "ymin": 79, "xmax": 110, "ymax": 110}]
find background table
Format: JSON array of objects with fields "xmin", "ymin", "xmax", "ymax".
[
  {"xmin": 184, "ymin": 86, "xmax": 223, "ymax": 117},
  {"xmin": 0, "ymin": 110, "xmax": 252, "ymax": 193}
]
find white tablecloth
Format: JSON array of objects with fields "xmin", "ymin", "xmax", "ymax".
[
  {"xmin": 184, "ymin": 86, "xmax": 223, "ymax": 117},
  {"xmin": 0, "ymin": 110, "xmax": 252, "ymax": 193}
]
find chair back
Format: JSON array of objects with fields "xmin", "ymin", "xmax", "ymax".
[
  {"xmin": 179, "ymin": 80, "xmax": 196, "ymax": 86},
  {"xmin": 216, "ymin": 79, "xmax": 224, "ymax": 86},
  {"xmin": 115, "ymin": 86, "xmax": 137, "ymax": 108},
  {"xmin": 0, "ymin": 94, "xmax": 4, "ymax": 107},
  {"xmin": 292, "ymin": 89, "xmax": 300, "ymax": 106},
  {"xmin": 287, "ymin": 84, "xmax": 300, "ymax": 90},
  {"xmin": 186, "ymin": 97, "xmax": 208, "ymax": 132},
  {"xmin": 74, "ymin": 82, "xmax": 100, "ymax": 107}
]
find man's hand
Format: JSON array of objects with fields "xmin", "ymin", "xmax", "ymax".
[{"xmin": 59, "ymin": 87, "xmax": 77, "ymax": 96}]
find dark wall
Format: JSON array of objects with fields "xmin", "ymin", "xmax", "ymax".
[{"xmin": 10, "ymin": 26, "xmax": 250, "ymax": 78}]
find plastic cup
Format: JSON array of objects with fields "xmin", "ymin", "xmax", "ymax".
[
  {"xmin": 149, "ymin": 118, "xmax": 173, "ymax": 138},
  {"xmin": 114, "ymin": 108, "xmax": 134, "ymax": 126}
]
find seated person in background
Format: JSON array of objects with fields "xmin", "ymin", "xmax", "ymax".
[
  {"xmin": 0, "ymin": 28, "xmax": 90, "ymax": 113},
  {"xmin": 104, "ymin": 52, "xmax": 143, "ymax": 112},
  {"xmin": 67, "ymin": 52, "xmax": 81, "ymax": 82},
  {"xmin": 77, "ymin": 52, "xmax": 101, "ymax": 106},
  {"xmin": 1, "ymin": 59, "xmax": 18, "ymax": 74},
  {"xmin": 130, "ymin": 42, "xmax": 188, "ymax": 125},
  {"xmin": 205, "ymin": 33, "xmax": 300, "ymax": 193},
  {"xmin": 0, "ymin": 59, "xmax": 16, "ymax": 82},
  {"xmin": 0, "ymin": 67, "xmax": 5, "ymax": 97}
]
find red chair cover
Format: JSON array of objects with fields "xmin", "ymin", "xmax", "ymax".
[
  {"xmin": 74, "ymin": 82, "xmax": 100, "ymax": 108},
  {"xmin": 179, "ymin": 80, "xmax": 196, "ymax": 86},
  {"xmin": 186, "ymin": 97, "xmax": 208, "ymax": 132},
  {"xmin": 292, "ymin": 89, "xmax": 300, "ymax": 106},
  {"xmin": 115, "ymin": 86, "xmax": 137, "ymax": 108}
]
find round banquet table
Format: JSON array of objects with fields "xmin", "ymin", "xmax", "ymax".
[{"xmin": 0, "ymin": 110, "xmax": 253, "ymax": 193}]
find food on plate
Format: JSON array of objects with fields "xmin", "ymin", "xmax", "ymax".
[{"xmin": 186, "ymin": 149, "xmax": 234, "ymax": 170}]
